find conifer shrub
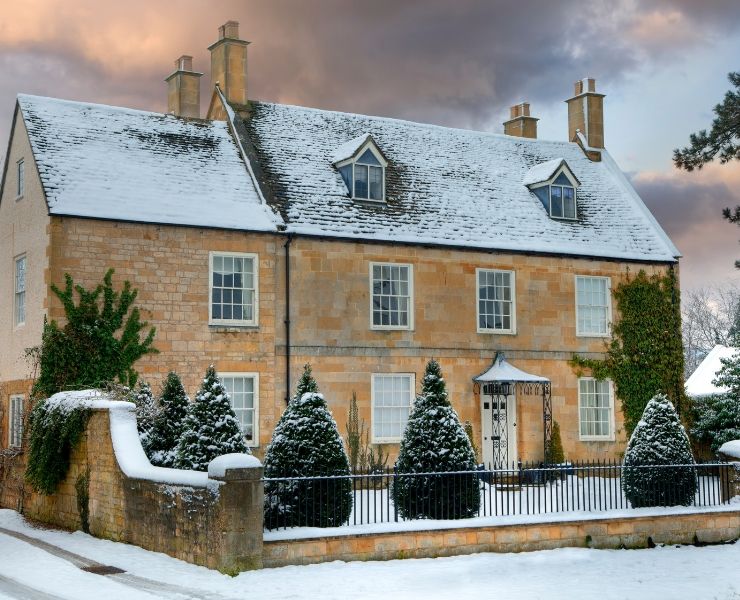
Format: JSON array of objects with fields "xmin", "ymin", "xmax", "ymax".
[
  {"xmin": 147, "ymin": 372, "xmax": 191, "ymax": 467},
  {"xmin": 622, "ymin": 394, "xmax": 697, "ymax": 508},
  {"xmin": 393, "ymin": 360, "xmax": 479, "ymax": 520},
  {"xmin": 132, "ymin": 381, "xmax": 157, "ymax": 455},
  {"xmin": 546, "ymin": 421, "xmax": 565, "ymax": 465},
  {"xmin": 264, "ymin": 364, "xmax": 352, "ymax": 529},
  {"xmin": 175, "ymin": 365, "xmax": 248, "ymax": 471}
]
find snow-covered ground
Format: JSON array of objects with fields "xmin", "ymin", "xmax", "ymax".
[{"xmin": 0, "ymin": 509, "xmax": 738, "ymax": 600}]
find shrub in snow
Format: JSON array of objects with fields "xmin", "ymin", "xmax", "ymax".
[
  {"xmin": 175, "ymin": 365, "xmax": 248, "ymax": 471},
  {"xmin": 263, "ymin": 364, "xmax": 352, "ymax": 529},
  {"xmin": 147, "ymin": 372, "xmax": 191, "ymax": 467},
  {"xmin": 692, "ymin": 353, "xmax": 740, "ymax": 454},
  {"xmin": 132, "ymin": 381, "xmax": 157, "ymax": 454},
  {"xmin": 622, "ymin": 393, "xmax": 697, "ymax": 508},
  {"xmin": 393, "ymin": 359, "xmax": 478, "ymax": 520}
]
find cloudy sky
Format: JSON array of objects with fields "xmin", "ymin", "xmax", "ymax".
[{"xmin": 1, "ymin": 0, "xmax": 738, "ymax": 292}]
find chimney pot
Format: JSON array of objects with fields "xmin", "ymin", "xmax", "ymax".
[
  {"xmin": 220, "ymin": 20, "xmax": 240, "ymax": 40},
  {"xmin": 174, "ymin": 55, "xmax": 194, "ymax": 72}
]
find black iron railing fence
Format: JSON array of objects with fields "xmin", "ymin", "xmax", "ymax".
[{"xmin": 262, "ymin": 461, "xmax": 732, "ymax": 531}]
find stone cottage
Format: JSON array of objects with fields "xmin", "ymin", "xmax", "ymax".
[{"xmin": 0, "ymin": 21, "xmax": 679, "ymax": 466}]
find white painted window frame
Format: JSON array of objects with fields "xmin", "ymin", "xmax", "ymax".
[
  {"xmin": 208, "ymin": 251, "xmax": 259, "ymax": 327},
  {"xmin": 220, "ymin": 372, "xmax": 260, "ymax": 448},
  {"xmin": 336, "ymin": 140, "xmax": 387, "ymax": 203},
  {"xmin": 577, "ymin": 377, "xmax": 615, "ymax": 442},
  {"xmin": 476, "ymin": 268, "xmax": 517, "ymax": 334},
  {"xmin": 14, "ymin": 254, "xmax": 26, "ymax": 327},
  {"xmin": 575, "ymin": 274, "xmax": 611, "ymax": 338},
  {"xmin": 8, "ymin": 395, "xmax": 24, "ymax": 448},
  {"xmin": 371, "ymin": 373, "xmax": 415, "ymax": 443},
  {"xmin": 369, "ymin": 262, "xmax": 414, "ymax": 331},
  {"xmin": 16, "ymin": 158, "xmax": 24, "ymax": 199}
]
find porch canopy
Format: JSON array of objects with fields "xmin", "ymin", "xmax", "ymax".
[
  {"xmin": 474, "ymin": 354, "xmax": 553, "ymax": 465},
  {"xmin": 474, "ymin": 354, "xmax": 550, "ymax": 384}
]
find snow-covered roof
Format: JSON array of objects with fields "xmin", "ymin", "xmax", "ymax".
[
  {"xmin": 330, "ymin": 133, "xmax": 373, "ymax": 164},
  {"xmin": 16, "ymin": 94, "xmax": 278, "ymax": 231},
  {"xmin": 241, "ymin": 101, "xmax": 679, "ymax": 262},
  {"xmin": 522, "ymin": 158, "xmax": 567, "ymax": 186},
  {"xmin": 474, "ymin": 355, "xmax": 550, "ymax": 383},
  {"xmin": 685, "ymin": 344, "xmax": 738, "ymax": 398}
]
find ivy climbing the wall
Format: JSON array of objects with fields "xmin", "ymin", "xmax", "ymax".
[
  {"xmin": 26, "ymin": 270, "xmax": 157, "ymax": 495},
  {"xmin": 570, "ymin": 269, "xmax": 686, "ymax": 435},
  {"xmin": 26, "ymin": 398, "xmax": 91, "ymax": 495}
]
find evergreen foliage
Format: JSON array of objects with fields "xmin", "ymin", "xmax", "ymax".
[
  {"xmin": 345, "ymin": 391, "xmax": 365, "ymax": 473},
  {"xmin": 175, "ymin": 365, "xmax": 248, "ymax": 471},
  {"xmin": 546, "ymin": 421, "xmax": 565, "ymax": 465},
  {"xmin": 264, "ymin": 364, "xmax": 352, "ymax": 529},
  {"xmin": 32, "ymin": 269, "xmax": 157, "ymax": 399},
  {"xmin": 622, "ymin": 394, "xmax": 697, "ymax": 508},
  {"xmin": 691, "ymin": 352, "xmax": 740, "ymax": 453},
  {"xmin": 571, "ymin": 269, "xmax": 686, "ymax": 435},
  {"xmin": 393, "ymin": 360, "xmax": 478, "ymax": 520},
  {"xmin": 26, "ymin": 399, "xmax": 91, "ymax": 495},
  {"xmin": 147, "ymin": 372, "xmax": 191, "ymax": 467},
  {"xmin": 132, "ymin": 381, "xmax": 157, "ymax": 455},
  {"xmin": 674, "ymin": 72, "xmax": 739, "ymax": 172}
]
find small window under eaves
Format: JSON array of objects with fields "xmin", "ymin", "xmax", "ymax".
[
  {"xmin": 333, "ymin": 135, "xmax": 388, "ymax": 202},
  {"xmin": 523, "ymin": 159, "xmax": 580, "ymax": 221}
]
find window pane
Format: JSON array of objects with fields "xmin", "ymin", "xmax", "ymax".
[
  {"xmin": 576, "ymin": 276, "xmax": 609, "ymax": 335},
  {"xmin": 211, "ymin": 254, "xmax": 256, "ymax": 323},
  {"xmin": 372, "ymin": 264, "xmax": 411, "ymax": 328},
  {"xmin": 478, "ymin": 270, "xmax": 514, "ymax": 331},
  {"xmin": 17, "ymin": 160, "xmax": 24, "ymax": 197},
  {"xmin": 355, "ymin": 165, "xmax": 368, "ymax": 198},
  {"xmin": 222, "ymin": 376, "xmax": 257, "ymax": 443},
  {"xmin": 369, "ymin": 166, "xmax": 383, "ymax": 200},
  {"xmin": 373, "ymin": 375, "xmax": 412, "ymax": 441},
  {"xmin": 357, "ymin": 148, "xmax": 381, "ymax": 166},
  {"xmin": 563, "ymin": 187, "xmax": 576, "ymax": 219},
  {"xmin": 550, "ymin": 186, "xmax": 563, "ymax": 217},
  {"xmin": 579, "ymin": 379, "xmax": 611, "ymax": 438}
]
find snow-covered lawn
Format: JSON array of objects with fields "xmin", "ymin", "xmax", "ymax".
[{"xmin": 0, "ymin": 509, "xmax": 738, "ymax": 599}]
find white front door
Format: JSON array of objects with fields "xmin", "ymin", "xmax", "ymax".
[{"xmin": 481, "ymin": 392, "xmax": 517, "ymax": 469}]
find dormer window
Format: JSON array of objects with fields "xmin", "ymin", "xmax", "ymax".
[
  {"xmin": 523, "ymin": 158, "xmax": 580, "ymax": 221},
  {"xmin": 333, "ymin": 134, "xmax": 387, "ymax": 202}
]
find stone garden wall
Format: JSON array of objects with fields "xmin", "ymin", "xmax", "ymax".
[{"xmin": 0, "ymin": 405, "xmax": 264, "ymax": 574}]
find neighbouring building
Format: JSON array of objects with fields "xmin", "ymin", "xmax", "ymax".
[{"xmin": 0, "ymin": 21, "xmax": 680, "ymax": 466}]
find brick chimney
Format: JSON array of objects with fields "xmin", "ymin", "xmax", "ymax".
[
  {"xmin": 566, "ymin": 78, "xmax": 605, "ymax": 149},
  {"xmin": 165, "ymin": 55, "xmax": 203, "ymax": 118},
  {"xmin": 208, "ymin": 20, "xmax": 250, "ymax": 106},
  {"xmin": 503, "ymin": 102, "xmax": 538, "ymax": 139}
]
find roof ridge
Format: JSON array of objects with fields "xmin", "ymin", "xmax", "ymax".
[{"xmin": 250, "ymin": 100, "xmax": 578, "ymax": 148}]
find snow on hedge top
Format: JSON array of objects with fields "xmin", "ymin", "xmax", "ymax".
[
  {"xmin": 685, "ymin": 344, "xmax": 738, "ymax": 398},
  {"xmin": 718, "ymin": 440, "xmax": 740, "ymax": 459},
  {"xmin": 17, "ymin": 94, "xmax": 277, "ymax": 232},
  {"xmin": 243, "ymin": 101, "xmax": 678, "ymax": 262}
]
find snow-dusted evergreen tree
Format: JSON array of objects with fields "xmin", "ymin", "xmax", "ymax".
[
  {"xmin": 175, "ymin": 365, "xmax": 248, "ymax": 471},
  {"xmin": 132, "ymin": 381, "xmax": 157, "ymax": 455},
  {"xmin": 146, "ymin": 372, "xmax": 191, "ymax": 467},
  {"xmin": 622, "ymin": 393, "xmax": 697, "ymax": 507},
  {"xmin": 263, "ymin": 364, "xmax": 352, "ymax": 529},
  {"xmin": 393, "ymin": 359, "xmax": 478, "ymax": 519}
]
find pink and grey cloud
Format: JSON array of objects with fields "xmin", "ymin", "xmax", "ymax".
[{"xmin": 1, "ymin": 0, "xmax": 738, "ymax": 290}]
